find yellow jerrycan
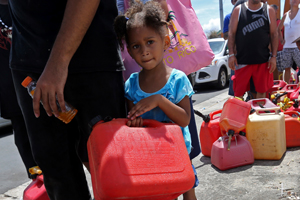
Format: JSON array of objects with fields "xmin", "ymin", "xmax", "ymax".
[{"xmin": 246, "ymin": 107, "xmax": 286, "ymax": 160}]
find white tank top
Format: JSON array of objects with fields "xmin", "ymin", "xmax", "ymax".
[{"xmin": 283, "ymin": 9, "xmax": 300, "ymax": 49}]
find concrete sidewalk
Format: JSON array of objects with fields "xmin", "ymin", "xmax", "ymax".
[{"xmin": 1, "ymin": 91, "xmax": 299, "ymax": 200}]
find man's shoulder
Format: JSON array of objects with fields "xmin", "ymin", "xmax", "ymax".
[{"xmin": 233, "ymin": 0, "xmax": 247, "ymax": 9}]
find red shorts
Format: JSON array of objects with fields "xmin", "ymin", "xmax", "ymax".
[{"xmin": 232, "ymin": 62, "xmax": 273, "ymax": 97}]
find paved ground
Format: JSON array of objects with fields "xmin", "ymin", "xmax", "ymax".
[{"xmin": 1, "ymin": 91, "xmax": 299, "ymax": 200}]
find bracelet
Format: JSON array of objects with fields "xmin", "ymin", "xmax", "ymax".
[
  {"xmin": 229, "ymin": 54, "xmax": 235, "ymax": 58},
  {"xmin": 272, "ymin": 55, "xmax": 277, "ymax": 57}
]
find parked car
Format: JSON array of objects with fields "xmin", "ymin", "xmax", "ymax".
[{"xmin": 194, "ymin": 38, "xmax": 230, "ymax": 89}]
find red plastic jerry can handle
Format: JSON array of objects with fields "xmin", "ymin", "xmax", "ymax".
[
  {"xmin": 209, "ymin": 110, "xmax": 222, "ymax": 120},
  {"xmin": 142, "ymin": 119, "xmax": 165, "ymax": 128}
]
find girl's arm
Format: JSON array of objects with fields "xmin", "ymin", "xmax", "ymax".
[{"xmin": 127, "ymin": 94, "xmax": 191, "ymax": 127}]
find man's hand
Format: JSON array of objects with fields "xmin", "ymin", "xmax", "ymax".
[
  {"xmin": 33, "ymin": 62, "xmax": 68, "ymax": 118},
  {"xmin": 268, "ymin": 57, "xmax": 276, "ymax": 74},
  {"xmin": 228, "ymin": 55, "xmax": 237, "ymax": 71}
]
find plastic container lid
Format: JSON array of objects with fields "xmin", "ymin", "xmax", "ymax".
[{"xmin": 21, "ymin": 76, "xmax": 33, "ymax": 88}]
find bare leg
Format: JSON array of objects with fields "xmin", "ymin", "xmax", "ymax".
[
  {"xmin": 284, "ymin": 68, "xmax": 291, "ymax": 83},
  {"xmin": 183, "ymin": 188, "xmax": 197, "ymax": 200},
  {"xmin": 273, "ymin": 68, "xmax": 278, "ymax": 80},
  {"xmin": 256, "ymin": 92, "xmax": 266, "ymax": 99}
]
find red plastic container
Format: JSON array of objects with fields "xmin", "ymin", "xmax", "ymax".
[
  {"xmin": 286, "ymin": 104, "xmax": 300, "ymax": 112},
  {"xmin": 199, "ymin": 110, "xmax": 225, "ymax": 157},
  {"xmin": 281, "ymin": 84, "xmax": 298, "ymax": 98},
  {"xmin": 267, "ymin": 80, "xmax": 287, "ymax": 98},
  {"xmin": 289, "ymin": 87, "xmax": 300, "ymax": 101},
  {"xmin": 211, "ymin": 135, "xmax": 254, "ymax": 171},
  {"xmin": 88, "ymin": 118, "xmax": 195, "ymax": 200},
  {"xmin": 247, "ymin": 98, "xmax": 277, "ymax": 110},
  {"xmin": 23, "ymin": 175, "xmax": 50, "ymax": 200},
  {"xmin": 220, "ymin": 97, "xmax": 251, "ymax": 134},
  {"xmin": 284, "ymin": 111, "xmax": 300, "ymax": 148}
]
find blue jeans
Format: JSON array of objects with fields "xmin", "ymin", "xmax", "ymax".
[{"xmin": 228, "ymin": 69, "xmax": 234, "ymax": 96}]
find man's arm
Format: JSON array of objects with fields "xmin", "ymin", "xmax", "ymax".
[
  {"xmin": 228, "ymin": 6, "xmax": 240, "ymax": 70},
  {"xmin": 268, "ymin": 5, "xmax": 278, "ymax": 73},
  {"xmin": 277, "ymin": 13, "xmax": 286, "ymax": 47},
  {"xmin": 33, "ymin": 0, "xmax": 101, "ymax": 118}
]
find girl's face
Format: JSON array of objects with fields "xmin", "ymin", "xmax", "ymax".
[{"xmin": 127, "ymin": 26, "xmax": 170, "ymax": 71}]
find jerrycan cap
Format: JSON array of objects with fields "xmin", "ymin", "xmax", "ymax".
[{"xmin": 21, "ymin": 76, "xmax": 33, "ymax": 88}]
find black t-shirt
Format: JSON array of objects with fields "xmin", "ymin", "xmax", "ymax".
[
  {"xmin": 8, "ymin": 0, "xmax": 124, "ymax": 73},
  {"xmin": 235, "ymin": 3, "xmax": 270, "ymax": 64}
]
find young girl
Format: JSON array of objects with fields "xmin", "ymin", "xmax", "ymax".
[{"xmin": 114, "ymin": 1, "xmax": 198, "ymax": 200}]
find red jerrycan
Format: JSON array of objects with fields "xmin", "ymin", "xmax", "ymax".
[
  {"xmin": 284, "ymin": 111, "xmax": 300, "ymax": 148},
  {"xmin": 219, "ymin": 97, "xmax": 251, "ymax": 150},
  {"xmin": 247, "ymin": 98, "xmax": 278, "ymax": 113},
  {"xmin": 247, "ymin": 98, "xmax": 277, "ymax": 110},
  {"xmin": 211, "ymin": 135, "xmax": 254, "ymax": 171},
  {"xmin": 287, "ymin": 100, "xmax": 300, "ymax": 112},
  {"xmin": 281, "ymin": 84, "xmax": 298, "ymax": 98},
  {"xmin": 197, "ymin": 109, "xmax": 224, "ymax": 157},
  {"xmin": 267, "ymin": 80, "xmax": 287, "ymax": 98},
  {"xmin": 289, "ymin": 87, "xmax": 300, "ymax": 101},
  {"xmin": 87, "ymin": 118, "xmax": 195, "ymax": 200},
  {"xmin": 23, "ymin": 175, "xmax": 50, "ymax": 200}
]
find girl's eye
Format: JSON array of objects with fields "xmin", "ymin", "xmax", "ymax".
[
  {"xmin": 132, "ymin": 45, "xmax": 139, "ymax": 49},
  {"xmin": 148, "ymin": 40, "xmax": 154, "ymax": 45}
]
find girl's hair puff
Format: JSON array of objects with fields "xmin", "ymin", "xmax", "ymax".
[{"xmin": 114, "ymin": 0, "xmax": 168, "ymax": 50}]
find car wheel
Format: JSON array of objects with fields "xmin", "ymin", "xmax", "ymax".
[{"xmin": 216, "ymin": 68, "xmax": 227, "ymax": 89}]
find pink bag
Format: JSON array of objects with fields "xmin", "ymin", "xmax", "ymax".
[{"xmin": 122, "ymin": 0, "xmax": 214, "ymax": 80}]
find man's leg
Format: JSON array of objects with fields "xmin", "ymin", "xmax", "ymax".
[
  {"xmin": 284, "ymin": 67, "xmax": 291, "ymax": 84},
  {"xmin": 11, "ymin": 115, "xmax": 37, "ymax": 179},
  {"xmin": 233, "ymin": 65, "xmax": 252, "ymax": 99},
  {"xmin": 12, "ymin": 70, "xmax": 91, "ymax": 200},
  {"xmin": 252, "ymin": 63, "xmax": 273, "ymax": 99}
]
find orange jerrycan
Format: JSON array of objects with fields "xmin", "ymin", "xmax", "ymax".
[
  {"xmin": 284, "ymin": 111, "xmax": 300, "ymax": 148},
  {"xmin": 246, "ymin": 107, "xmax": 286, "ymax": 160},
  {"xmin": 211, "ymin": 135, "xmax": 254, "ymax": 171},
  {"xmin": 219, "ymin": 97, "xmax": 251, "ymax": 150},
  {"xmin": 197, "ymin": 109, "xmax": 224, "ymax": 157},
  {"xmin": 87, "ymin": 118, "xmax": 195, "ymax": 200}
]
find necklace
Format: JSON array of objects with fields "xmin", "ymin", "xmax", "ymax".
[{"xmin": 0, "ymin": 17, "xmax": 12, "ymax": 39}]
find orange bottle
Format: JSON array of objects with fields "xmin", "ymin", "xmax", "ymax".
[{"xmin": 21, "ymin": 76, "xmax": 77, "ymax": 124}]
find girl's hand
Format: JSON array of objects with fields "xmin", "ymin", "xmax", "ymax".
[
  {"xmin": 127, "ymin": 95, "xmax": 161, "ymax": 120},
  {"xmin": 127, "ymin": 117, "xmax": 143, "ymax": 127}
]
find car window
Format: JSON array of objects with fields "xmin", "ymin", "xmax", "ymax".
[{"xmin": 208, "ymin": 41, "xmax": 225, "ymax": 55}]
